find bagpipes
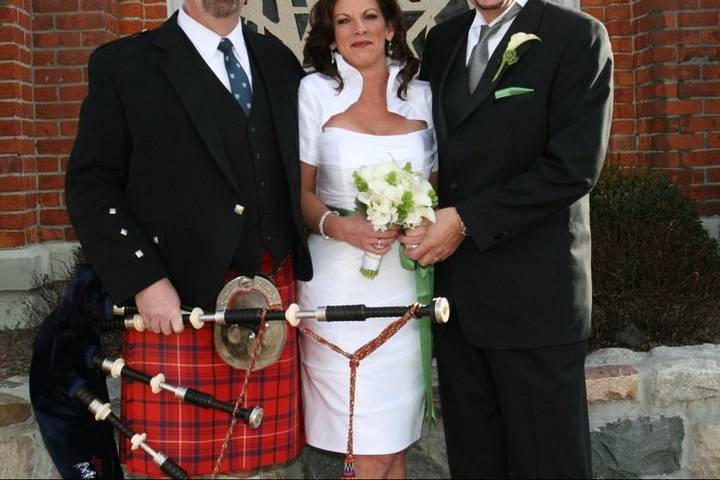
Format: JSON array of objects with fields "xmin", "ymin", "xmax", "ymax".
[{"xmin": 29, "ymin": 264, "xmax": 450, "ymax": 479}]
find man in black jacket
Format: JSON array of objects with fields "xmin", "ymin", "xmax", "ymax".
[
  {"xmin": 404, "ymin": 0, "xmax": 612, "ymax": 477},
  {"xmin": 65, "ymin": 0, "xmax": 311, "ymax": 475}
]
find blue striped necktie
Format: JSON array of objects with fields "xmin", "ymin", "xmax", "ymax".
[{"xmin": 217, "ymin": 38, "xmax": 252, "ymax": 115}]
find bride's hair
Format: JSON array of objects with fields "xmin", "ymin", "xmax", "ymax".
[{"xmin": 303, "ymin": 0, "xmax": 420, "ymax": 99}]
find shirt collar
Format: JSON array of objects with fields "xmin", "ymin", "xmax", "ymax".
[
  {"xmin": 470, "ymin": 0, "xmax": 528, "ymax": 29},
  {"xmin": 334, "ymin": 52, "xmax": 404, "ymax": 105},
  {"xmin": 177, "ymin": 5, "xmax": 246, "ymax": 58}
]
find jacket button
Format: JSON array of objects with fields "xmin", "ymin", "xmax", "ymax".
[
  {"xmin": 249, "ymin": 125, "xmax": 256, "ymax": 134},
  {"xmin": 449, "ymin": 183, "xmax": 459, "ymax": 190},
  {"xmin": 234, "ymin": 204, "xmax": 245, "ymax": 216}
]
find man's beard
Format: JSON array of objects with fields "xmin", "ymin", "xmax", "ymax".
[
  {"xmin": 475, "ymin": 0, "xmax": 512, "ymax": 11},
  {"xmin": 202, "ymin": 0, "xmax": 241, "ymax": 18}
]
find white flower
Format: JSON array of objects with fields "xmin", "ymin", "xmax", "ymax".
[{"xmin": 507, "ymin": 32, "xmax": 541, "ymax": 51}]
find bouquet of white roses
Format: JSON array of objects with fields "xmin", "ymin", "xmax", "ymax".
[{"xmin": 352, "ymin": 161, "xmax": 438, "ymax": 278}]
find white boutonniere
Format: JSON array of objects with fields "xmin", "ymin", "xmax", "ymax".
[{"xmin": 492, "ymin": 32, "xmax": 542, "ymax": 83}]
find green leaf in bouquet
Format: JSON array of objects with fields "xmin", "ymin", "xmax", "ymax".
[
  {"xmin": 386, "ymin": 171, "xmax": 398, "ymax": 186},
  {"xmin": 352, "ymin": 171, "xmax": 369, "ymax": 192},
  {"xmin": 397, "ymin": 190, "xmax": 415, "ymax": 224},
  {"xmin": 403, "ymin": 162, "xmax": 413, "ymax": 173},
  {"xmin": 429, "ymin": 189, "xmax": 438, "ymax": 208}
]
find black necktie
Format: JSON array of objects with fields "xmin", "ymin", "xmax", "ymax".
[{"xmin": 217, "ymin": 38, "xmax": 252, "ymax": 115}]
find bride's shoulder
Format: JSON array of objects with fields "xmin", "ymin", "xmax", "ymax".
[
  {"xmin": 404, "ymin": 79, "xmax": 433, "ymax": 116},
  {"xmin": 299, "ymin": 71, "xmax": 338, "ymax": 97}
]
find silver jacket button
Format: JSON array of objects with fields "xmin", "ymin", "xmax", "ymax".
[{"xmin": 234, "ymin": 204, "xmax": 245, "ymax": 216}]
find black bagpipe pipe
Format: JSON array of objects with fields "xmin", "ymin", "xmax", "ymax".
[
  {"xmin": 97, "ymin": 297, "xmax": 451, "ymax": 332},
  {"xmin": 74, "ymin": 386, "xmax": 189, "ymax": 480},
  {"xmin": 90, "ymin": 352, "xmax": 263, "ymax": 428}
]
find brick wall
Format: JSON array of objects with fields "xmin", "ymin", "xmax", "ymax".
[
  {"xmin": 0, "ymin": 0, "xmax": 166, "ymax": 249},
  {"xmin": 0, "ymin": 0, "xmax": 719, "ymax": 250},
  {"xmin": 582, "ymin": 0, "xmax": 720, "ymax": 215}
]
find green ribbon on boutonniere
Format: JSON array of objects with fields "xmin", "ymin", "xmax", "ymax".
[{"xmin": 492, "ymin": 32, "xmax": 542, "ymax": 84}]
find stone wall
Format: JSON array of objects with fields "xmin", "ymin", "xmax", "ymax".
[
  {"xmin": 586, "ymin": 344, "xmax": 720, "ymax": 478},
  {"xmin": 3, "ymin": 345, "xmax": 720, "ymax": 479}
]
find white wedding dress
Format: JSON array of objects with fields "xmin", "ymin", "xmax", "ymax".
[{"xmin": 297, "ymin": 126, "xmax": 436, "ymax": 454}]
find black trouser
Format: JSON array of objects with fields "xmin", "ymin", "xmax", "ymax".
[{"xmin": 435, "ymin": 318, "xmax": 592, "ymax": 479}]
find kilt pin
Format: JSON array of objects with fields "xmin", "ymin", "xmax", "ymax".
[{"xmin": 121, "ymin": 251, "xmax": 302, "ymax": 477}]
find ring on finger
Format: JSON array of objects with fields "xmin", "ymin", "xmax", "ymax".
[
  {"xmin": 434, "ymin": 255, "xmax": 441, "ymax": 263},
  {"xmin": 374, "ymin": 239, "xmax": 383, "ymax": 250},
  {"xmin": 408, "ymin": 244, "xmax": 418, "ymax": 249}
]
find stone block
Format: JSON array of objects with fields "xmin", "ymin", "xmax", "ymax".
[
  {"xmin": 585, "ymin": 348, "xmax": 647, "ymax": 367},
  {"xmin": 0, "ymin": 392, "xmax": 31, "ymax": 427},
  {"xmin": 591, "ymin": 416, "xmax": 683, "ymax": 478},
  {"xmin": 653, "ymin": 358, "xmax": 720, "ymax": 407},
  {"xmin": 0, "ymin": 434, "xmax": 35, "ymax": 479},
  {"xmin": 586, "ymin": 365, "xmax": 638, "ymax": 403},
  {"xmin": 689, "ymin": 423, "xmax": 720, "ymax": 478}
]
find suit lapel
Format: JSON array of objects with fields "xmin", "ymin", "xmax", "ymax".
[
  {"xmin": 154, "ymin": 14, "xmax": 243, "ymax": 197},
  {"xmin": 455, "ymin": 0, "xmax": 545, "ymax": 127},
  {"xmin": 437, "ymin": 10, "xmax": 476, "ymax": 139}
]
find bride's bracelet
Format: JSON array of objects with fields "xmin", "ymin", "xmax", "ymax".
[{"xmin": 318, "ymin": 210, "xmax": 340, "ymax": 240}]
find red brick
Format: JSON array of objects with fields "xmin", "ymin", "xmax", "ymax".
[
  {"xmin": 37, "ymin": 139, "xmax": 74, "ymax": 155},
  {"xmin": 38, "ymin": 192, "xmax": 61, "ymax": 208},
  {"xmin": 678, "ymin": 47, "xmax": 720, "ymax": 64},
  {"xmin": 34, "ymin": 67, "xmax": 83, "ymax": 84},
  {"xmin": 33, "ymin": 86, "xmax": 57, "ymax": 102},
  {"xmin": 679, "ymin": 82, "xmax": 720, "ymax": 98},
  {"xmin": 36, "ymin": 157, "xmax": 59, "ymax": 172},
  {"xmin": 651, "ymin": 134, "xmax": 705, "ymax": 150},
  {"xmin": 0, "ymin": 138, "xmax": 34, "ymax": 154},
  {"xmin": 638, "ymin": 117, "xmax": 680, "ymax": 133},
  {"xmin": 31, "ymin": 0, "xmax": 79, "ymax": 12},
  {"xmin": 684, "ymin": 184, "xmax": 720, "ymax": 201},
  {"xmin": 31, "ymin": 14, "xmax": 54, "ymax": 30},
  {"xmin": 637, "ymin": 100, "xmax": 702, "ymax": 116},
  {"xmin": 55, "ymin": 13, "xmax": 107, "ymax": 30},
  {"xmin": 0, "ymin": 212, "xmax": 34, "ymax": 229},
  {"xmin": 0, "ymin": 231, "xmax": 26, "ymax": 247},
  {"xmin": 0, "ymin": 193, "xmax": 31, "ymax": 211},
  {"xmin": 681, "ymin": 151, "xmax": 720, "ymax": 166},
  {"xmin": 58, "ymin": 85, "xmax": 87, "ymax": 101},
  {"xmin": 639, "ymin": 151, "xmax": 682, "ymax": 168},
  {"xmin": 35, "ymin": 102, "xmax": 81, "ymax": 119},
  {"xmin": 0, "ymin": 175, "xmax": 34, "ymax": 192},
  {"xmin": 0, "ymin": 120, "xmax": 22, "ymax": 136},
  {"xmin": 64, "ymin": 226, "xmax": 77, "ymax": 241},
  {"xmin": 677, "ymin": 11, "xmax": 719, "ymax": 27},
  {"xmin": 81, "ymin": 30, "xmax": 116, "ymax": 47},
  {"xmin": 40, "ymin": 209, "xmax": 69, "ymax": 225},
  {"xmin": 143, "ymin": 4, "xmax": 166, "ymax": 18},
  {"xmin": 33, "ymin": 31, "xmax": 82, "ymax": 48},
  {"xmin": 705, "ymin": 100, "xmax": 720, "ymax": 113},
  {"xmin": 610, "ymin": 135, "xmax": 636, "ymax": 151},
  {"xmin": 118, "ymin": 2, "xmax": 143, "ymax": 17},
  {"xmin": 60, "ymin": 120, "xmax": 78, "ymax": 136},
  {"xmin": 39, "ymin": 227, "xmax": 64, "ymax": 241},
  {"xmin": 708, "ymin": 168, "xmax": 720, "ymax": 183},
  {"xmin": 37, "ymin": 174, "xmax": 65, "ymax": 190},
  {"xmin": 56, "ymin": 49, "xmax": 92, "ymax": 66},
  {"xmin": 709, "ymin": 134, "xmax": 720, "ymax": 148},
  {"xmin": 703, "ymin": 65, "xmax": 720, "ymax": 80},
  {"xmin": 665, "ymin": 168, "xmax": 705, "ymax": 185},
  {"xmin": 680, "ymin": 115, "xmax": 720, "ymax": 132},
  {"xmin": 0, "ymin": 157, "xmax": 22, "ymax": 175}
]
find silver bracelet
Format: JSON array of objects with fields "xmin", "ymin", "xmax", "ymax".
[{"xmin": 318, "ymin": 210, "xmax": 339, "ymax": 240}]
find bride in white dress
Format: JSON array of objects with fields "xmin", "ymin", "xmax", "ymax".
[{"xmin": 296, "ymin": 0, "xmax": 436, "ymax": 478}]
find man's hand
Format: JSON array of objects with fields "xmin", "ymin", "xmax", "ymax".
[
  {"xmin": 404, "ymin": 207, "xmax": 466, "ymax": 267},
  {"xmin": 134, "ymin": 278, "xmax": 184, "ymax": 335}
]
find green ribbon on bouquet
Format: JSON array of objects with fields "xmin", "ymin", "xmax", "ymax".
[{"xmin": 328, "ymin": 206, "xmax": 436, "ymax": 423}]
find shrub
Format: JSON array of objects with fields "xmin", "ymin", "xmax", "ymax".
[{"xmin": 590, "ymin": 166, "xmax": 720, "ymax": 351}]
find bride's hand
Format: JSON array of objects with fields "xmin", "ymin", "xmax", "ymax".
[
  {"xmin": 325, "ymin": 214, "xmax": 399, "ymax": 255},
  {"xmin": 399, "ymin": 224, "xmax": 429, "ymax": 253}
]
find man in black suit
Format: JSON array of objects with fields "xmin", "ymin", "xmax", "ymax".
[
  {"xmin": 403, "ymin": 0, "xmax": 612, "ymax": 477},
  {"xmin": 65, "ymin": 0, "xmax": 311, "ymax": 475}
]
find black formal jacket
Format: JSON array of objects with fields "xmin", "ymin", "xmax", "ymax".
[
  {"xmin": 65, "ymin": 14, "xmax": 312, "ymax": 307},
  {"xmin": 421, "ymin": 0, "xmax": 613, "ymax": 349}
]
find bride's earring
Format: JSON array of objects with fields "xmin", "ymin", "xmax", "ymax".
[
  {"xmin": 330, "ymin": 48, "xmax": 336, "ymax": 64},
  {"xmin": 386, "ymin": 39, "xmax": 394, "ymax": 57}
]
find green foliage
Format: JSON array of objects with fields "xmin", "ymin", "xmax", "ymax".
[
  {"xmin": 397, "ymin": 191, "xmax": 415, "ymax": 224},
  {"xmin": 352, "ymin": 171, "xmax": 368, "ymax": 193},
  {"xmin": 590, "ymin": 166, "xmax": 720, "ymax": 350}
]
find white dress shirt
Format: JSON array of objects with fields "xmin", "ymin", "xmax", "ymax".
[
  {"xmin": 465, "ymin": 0, "xmax": 528, "ymax": 65},
  {"xmin": 177, "ymin": 6, "xmax": 253, "ymax": 91}
]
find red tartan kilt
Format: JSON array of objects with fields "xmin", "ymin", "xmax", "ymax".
[{"xmin": 121, "ymin": 252, "xmax": 302, "ymax": 477}]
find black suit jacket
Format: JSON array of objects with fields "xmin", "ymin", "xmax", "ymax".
[
  {"xmin": 66, "ymin": 14, "xmax": 312, "ymax": 307},
  {"xmin": 421, "ymin": 0, "xmax": 613, "ymax": 349}
]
